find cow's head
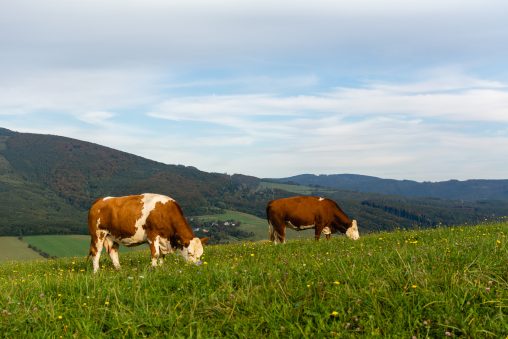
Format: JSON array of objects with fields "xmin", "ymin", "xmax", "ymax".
[
  {"xmin": 179, "ymin": 237, "xmax": 209, "ymax": 264},
  {"xmin": 345, "ymin": 220, "xmax": 360, "ymax": 240}
]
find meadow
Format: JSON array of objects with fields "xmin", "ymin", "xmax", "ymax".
[{"xmin": 0, "ymin": 222, "xmax": 506, "ymax": 337}]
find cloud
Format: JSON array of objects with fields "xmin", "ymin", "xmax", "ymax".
[
  {"xmin": 327, "ymin": 87, "xmax": 508, "ymax": 122},
  {"xmin": 140, "ymin": 72, "xmax": 508, "ymax": 179},
  {"xmin": 149, "ymin": 73, "xmax": 508, "ymax": 133},
  {"xmin": 78, "ymin": 111, "xmax": 116, "ymax": 125},
  {"xmin": 2, "ymin": 0, "xmax": 507, "ymax": 72},
  {"xmin": 0, "ymin": 68, "xmax": 159, "ymax": 116},
  {"xmin": 3, "ymin": 71, "xmax": 508, "ymax": 181}
]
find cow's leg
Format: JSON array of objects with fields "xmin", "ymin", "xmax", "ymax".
[
  {"xmin": 158, "ymin": 237, "xmax": 171, "ymax": 265},
  {"xmin": 106, "ymin": 239, "xmax": 121, "ymax": 270},
  {"xmin": 278, "ymin": 224, "xmax": 286, "ymax": 243},
  {"xmin": 91, "ymin": 231, "xmax": 107, "ymax": 273},
  {"xmin": 148, "ymin": 236, "xmax": 161, "ymax": 267},
  {"xmin": 314, "ymin": 226, "xmax": 323, "ymax": 241}
]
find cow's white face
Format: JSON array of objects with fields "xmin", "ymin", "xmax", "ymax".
[
  {"xmin": 346, "ymin": 220, "xmax": 360, "ymax": 240},
  {"xmin": 179, "ymin": 237, "xmax": 204, "ymax": 264}
]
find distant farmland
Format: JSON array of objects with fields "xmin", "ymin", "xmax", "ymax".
[
  {"xmin": 193, "ymin": 209, "xmax": 315, "ymax": 241},
  {"xmin": 24, "ymin": 235, "xmax": 148, "ymax": 258},
  {"xmin": 0, "ymin": 237, "xmax": 42, "ymax": 262},
  {"xmin": 0, "ymin": 235, "xmax": 148, "ymax": 262}
]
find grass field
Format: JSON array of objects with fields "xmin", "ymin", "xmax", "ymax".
[
  {"xmin": 23, "ymin": 235, "xmax": 148, "ymax": 258},
  {"xmin": 0, "ymin": 237, "xmax": 42, "ymax": 262},
  {"xmin": 0, "ymin": 222, "xmax": 506, "ymax": 337},
  {"xmin": 259, "ymin": 181, "xmax": 317, "ymax": 195},
  {"xmin": 194, "ymin": 209, "xmax": 315, "ymax": 241},
  {"xmin": 23, "ymin": 235, "xmax": 91, "ymax": 258}
]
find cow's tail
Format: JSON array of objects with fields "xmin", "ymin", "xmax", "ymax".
[
  {"xmin": 266, "ymin": 203, "xmax": 274, "ymax": 241},
  {"xmin": 266, "ymin": 203, "xmax": 283, "ymax": 244},
  {"xmin": 268, "ymin": 222, "xmax": 275, "ymax": 242}
]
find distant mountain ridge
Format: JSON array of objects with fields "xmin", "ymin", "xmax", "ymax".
[{"xmin": 268, "ymin": 174, "xmax": 508, "ymax": 201}]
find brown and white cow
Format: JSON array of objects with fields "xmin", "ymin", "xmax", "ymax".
[
  {"xmin": 266, "ymin": 196, "xmax": 359, "ymax": 243},
  {"xmin": 88, "ymin": 193, "xmax": 208, "ymax": 273}
]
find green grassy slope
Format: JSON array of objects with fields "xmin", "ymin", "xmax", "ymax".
[
  {"xmin": 0, "ymin": 223, "xmax": 506, "ymax": 337},
  {"xmin": 259, "ymin": 181, "xmax": 316, "ymax": 195},
  {"xmin": 23, "ymin": 235, "xmax": 148, "ymax": 258},
  {"xmin": 23, "ymin": 235, "xmax": 92, "ymax": 258},
  {"xmin": 0, "ymin": 237, "xmax": 42, "ymax": 262}
]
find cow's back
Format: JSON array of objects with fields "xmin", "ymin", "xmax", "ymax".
[
  {"xmin": 88, "ymin": 195, "xmax": 144, "ymax": 238},
  {"xmin": 268, "ymin": 196, "xmax": 329, "ymax": 225}
]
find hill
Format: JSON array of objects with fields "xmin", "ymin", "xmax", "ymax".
[
  {"xmin": 269, "ymin": 174, "xmax": 508, "ymax": 201},
  {"xmin": 0, "ymin": 128, "xmax": 266, "ymax": 235},
  {"xmin": 0, "ymin": 222, "xmax": 506, "ymax": 337},
  {"xmin": 1, "ymin": 127, "xmax": 508, "ymax": 237}
]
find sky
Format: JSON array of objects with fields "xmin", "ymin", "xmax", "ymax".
[{"xmin": 1, "ymin": 0, "xmax": 508, "ymax": 181}]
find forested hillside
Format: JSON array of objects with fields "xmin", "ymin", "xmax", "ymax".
[
  {"xmin": 0, "ymin": 128, "xmax": 262, "ymax": 235},
  {"xmin": 1, "ymin": 127, "xmax": 508, "ymax": 237}
]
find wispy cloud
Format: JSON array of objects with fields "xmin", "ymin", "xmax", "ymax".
[
  {"xmin": 149, "ymin": 72, "xmax": 508, "ymax": 132},
  {"xmin": 77, "ymin": 111, "xmax": 116, "ymax": 125},
  {"xmin": 0, "ymin": 68, "xmax": 159, "ymax": 116}
]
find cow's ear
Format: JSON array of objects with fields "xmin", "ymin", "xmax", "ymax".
[{"xmin": 200, "ymin": 237, "xmax": 209, "ymax": 245}]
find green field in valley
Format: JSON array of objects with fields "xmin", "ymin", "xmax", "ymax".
[
  {"xmin": 259, "ymin": 181, "xmax": 317, "ymax": 195},
  {"xmin": 194, "ymin": 209, "xmax": 315, "ymax": 241},
  {"xmin": 0, "ymin": 222, "xmax": 506, "ymax": 337},
  {"xmin": 23, "ymin": 235, "xmax": 148, "ymax": 259},
  {"xmin": 0, "ymin": 237, "xmax": 43, "ymax": 262},
  {"xmin": 0, "ymin": 235, "xmax": 149, "ymax": 262},
  {"xmin": 23, "ymin": 235, "xmax": 91, "ymax": 258}
]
